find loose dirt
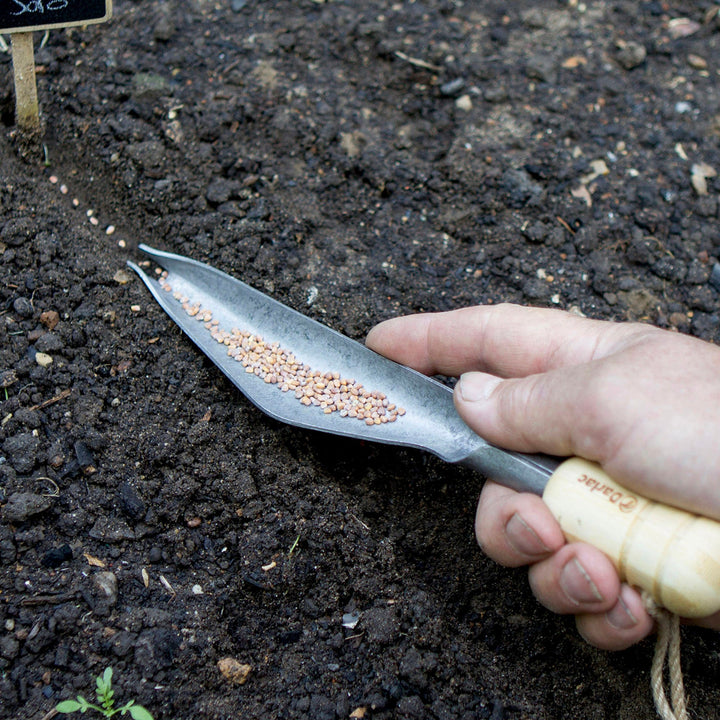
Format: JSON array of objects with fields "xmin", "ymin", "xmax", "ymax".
[{"xmin": 1, "ymin": 2, "xmax": 720, "ymax": 719}]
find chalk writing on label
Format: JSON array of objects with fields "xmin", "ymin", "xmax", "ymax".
[
  {"xmin": 1, "ymin": 0, "xmax": 111, "ymax": 33},
  {"xmin": 11, "ymin": 1, "xmax": 70, "ymax": 16}
]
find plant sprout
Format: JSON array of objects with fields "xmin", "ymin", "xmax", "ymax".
[{"xmin": 55, "ymin": 667, "xmax": 153, "ymax": 720}]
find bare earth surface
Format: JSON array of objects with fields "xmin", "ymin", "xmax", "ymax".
[{"xmin": 1, "ymin": 1, "xmax": 720, "ymax": 719}]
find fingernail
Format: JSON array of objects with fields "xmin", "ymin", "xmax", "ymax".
[
  {"xmin": 606, "ymin": 588, "xmax": 639, "ymax": 630},
  {"xmin": 560, "ymin": 558, "xmax": 604, "ymax": 605},
  {"xmin": 457, "ymin": 373, "xmax": 501, "ymax": 403},
  {"xmin": 505, "ymin": 512, "xmax": 551, "ymax": 557}
]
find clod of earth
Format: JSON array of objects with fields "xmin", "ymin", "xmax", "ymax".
[{"xmin": 217, "ymin": 657, "xmax": 252, "ymax": 685}]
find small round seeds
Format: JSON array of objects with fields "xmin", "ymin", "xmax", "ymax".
[{"xmin": 159, "ymin": 273, "xmax": 405, "ymax": 426}]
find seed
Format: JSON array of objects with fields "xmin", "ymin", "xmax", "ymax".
[{"xmin": 158, "ymin": 274, "xmax": 405, "ymax": 426}]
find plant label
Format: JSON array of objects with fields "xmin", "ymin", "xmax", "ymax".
[{"xmin": 0, "ymin": 0, "xmax": 112, "ymax": 34}]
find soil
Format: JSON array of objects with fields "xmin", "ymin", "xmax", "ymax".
[{"xmin": 1, "ymin": 1, "xmax": 720, "ymax": 719}]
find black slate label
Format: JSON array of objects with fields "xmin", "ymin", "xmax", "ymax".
[{"xmin": 0, "ymin": 0, "xmax": 111, "ymax": 34}]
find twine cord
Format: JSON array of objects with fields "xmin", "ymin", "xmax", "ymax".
[{"xmin": 642, "ymin": 592, "xmax": 688, "ymax": 720}]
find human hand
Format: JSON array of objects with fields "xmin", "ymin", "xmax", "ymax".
[{"xmin": 366, "ymin": 303, "xmax": 720, "ymax": 649}]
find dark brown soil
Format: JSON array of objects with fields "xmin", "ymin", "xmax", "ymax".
[{"xmin": 2, "ymin": 2, "xmax": 720, "ymax": 719}]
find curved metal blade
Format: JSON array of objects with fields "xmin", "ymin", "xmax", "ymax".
[
  {"xmin": 129, "ymin": 245, "xmax": 483, "ymax": 461},
  {"xmin": 128, "ymin": 245, "xmax": 559, "ymax": 494}
]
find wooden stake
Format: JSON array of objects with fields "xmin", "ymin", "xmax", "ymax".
[{"xmin": 10, "ymin": 32, "xmax": 39, "ymax": 131}]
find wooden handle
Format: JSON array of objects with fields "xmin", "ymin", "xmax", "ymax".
[{"xmin": 542, "ymin": 457, "xmax": 720, "ymax": 618}]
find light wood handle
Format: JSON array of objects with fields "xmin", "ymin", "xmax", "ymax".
[{"xmin": 542, "ymin": 457, "xmax": 720, "ymax": 618}]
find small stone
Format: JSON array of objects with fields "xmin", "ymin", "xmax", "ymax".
[
  {"xmin": 40, "ymin": 310, "xmax": 60, "ymax": 329},
  {"xmin": 668, "ymin": 17, "xmax": 701, "ymax": 39},
  {"xmin": 616, "ymin": 41, "xmax": 646, "ymax": 70},
  {"xmin": 93, "ymin": 571, "xmax": 118, "ymax": 605},
  {"xmin": 218, "ymin": 657, "xmax": 252, "ymax": 685},
  {"xmin": 13, "ymin": 297, "xmax": 33, "ymax": 318},
  {"xmin": 454, "ymin": 94, "xmax": 472, "ymax": 111},
  {"xmin": 440, "ymin": 78, "xmax": 465, "ymax": 96},
  {"xmin": 687, "ymin": 54, "xmax": 707, "ymax": 70},
  {"xmin": 691, "ymin": 162, "xmax": 716, "ymax": 196},
  {"xmin": 525, "ymin": 54, "xmax": 556, "ymax": 82},
  {"xmin": 35, "ymin": 352, "xmax": 53, "ymax": 368}
]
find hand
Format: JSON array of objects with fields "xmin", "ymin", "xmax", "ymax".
[{"xmin": 366, "ymin": 303, "xmax": 720, "ymax": 649}]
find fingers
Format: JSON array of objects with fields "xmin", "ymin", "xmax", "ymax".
[
  {"xmin": 476, "ymin": 482, "xmax": 657, "ymax": 650},
  {"xmin": 576, "ymin": 585, "xmax": 656, "ymax": 650},
  {"xmin": 474, "ymin": 481, "xmax": 564, "ymax": 566},
  {"xmin": 365, "ymin": 303, "xmax": 639, "ymax": 379},
  {"xmin": 454, "ymin": 367, "xmax": 611, "ymax": 458},
  {"xmin": 527, "ymin": 543, "xmax": 619, "ymax": 615}
]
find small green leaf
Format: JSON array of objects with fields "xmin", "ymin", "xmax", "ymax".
[
  {"xmin": 76, "ymin": 696, "xmax": 92, "ymax": 710},
  {"xmin": 56, "ymin": 699, "xmax": 83, "ymax": 713},
  {"xmin": 127, "ymin": 705, "xmax": 154, "ymax": 720},
  {"xmin": 103, "ymin": 667, "xmax": 114, "ymax": 686}
]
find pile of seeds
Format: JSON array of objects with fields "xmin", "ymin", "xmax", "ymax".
[{"xmin": 158, "ymin": 272, "xmax": 405, "ymax": 425}]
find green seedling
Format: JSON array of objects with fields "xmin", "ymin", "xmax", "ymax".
[{"xmin": 55, "ymin": 667, "xmax": 153, "ymax": 720}]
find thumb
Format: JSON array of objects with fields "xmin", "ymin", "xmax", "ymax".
[{"xmin": 455, "ymin": 370, "xmax": 578, "ymax": 458}]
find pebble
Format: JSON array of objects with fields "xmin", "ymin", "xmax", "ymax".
[
  {"xmin": 218, "ymin": 657, "xmax": 252, "ymax": 685},
  {"xmin": 13, "ymin": 297, "xmax": 33, "ymax": 318},
  {"xmin": 616, "ymin": 41, "xmax": 646, "ymax": 70},
  {"xmin": 40, "ymin": 310, "xmax": 60, "ymax": 329},
  {"xmin": 440, "ymin": 78, "xmax": 465, "ymax": 97},
  {"xmin": 687, "ymin": 54, "xmax": 707, "ymax": 70},
  {"xmin": 455, "ymin": 94, "xmax": 472, "ymax": 111},
  {"xmin": 3, "ymin": 492, "xmax": 52, "ymax": 523},
  {"xmin": 525, "ymin": 54, "xmax": 556, "ymax": 83},
  {"xmin": 35, "ymin": 352, "xmax": 53, "ymax": 368},
  {"xmin": 691, "ymin": 162, "xmax": 716, "ymax": 196}
]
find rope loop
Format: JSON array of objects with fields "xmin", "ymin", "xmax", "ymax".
[{"xmin": 642, "ymin": 592, "xmax": 688, "ymax": 720}]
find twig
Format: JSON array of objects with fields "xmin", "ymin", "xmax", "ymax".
[
  {"xmin": 556, "ymin": 215, "xmax": 576, "ymax": 235},
  {"xmin": 29, "ymin": 388, "xmax": 71, "ymax": 411},
  {"xmin": 394, "ymin": 51, "xmax": 442, "ymax": 73}
]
